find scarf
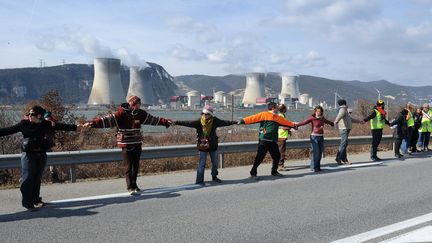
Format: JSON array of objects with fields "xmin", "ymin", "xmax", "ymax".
[
  {"xmin": 376, "ymin": 107, "xmax": 387, "ymax": 118},
  {"xmin": 201, "ymin": 115, "xmax": 213, "ymax": 138}
]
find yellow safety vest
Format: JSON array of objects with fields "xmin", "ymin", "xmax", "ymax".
[
  {"xmin": 278, "ymin": 113, "xmax": 289, "ymax": 139},
  {"xmin": 370, "ymin": 109, "xmax": 385, "ymax": 130},
  {"xmin": 407, "ymin": 111, "xmax": 414, "ymax": 127},
  {"xmin": 419, "ymin": 110, "xmax": 432, "ymax": 133}
]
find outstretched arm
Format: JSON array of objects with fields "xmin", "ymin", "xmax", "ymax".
[
  {"xmin": 53, "ymin": 123, "xmax": 78, "ymax": 132},
  {"xmin": 175, "ymin": 119, "xmax": 201, "ymax": 129},
  {"xmin": 140, "ymin": 110, "xmax": 171, "ymax": 128},
  {"xmin": 0, "ymin": 122, "xmax": 21, "ymax": 137},
  {"xmin": 296, "ymin": 117, "xmax": 313, "ymax": 127}
]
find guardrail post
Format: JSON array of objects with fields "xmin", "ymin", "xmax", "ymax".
[
  {"xmin": 218, "ymin": 153, "xmax": 224, "ymax": 169},
  {"xmin": 70, "ymin": 165, "xmax": 76, "ymax": 183}
]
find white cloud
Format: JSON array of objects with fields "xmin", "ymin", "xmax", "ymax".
[
  {"xmin": 170, "ymin": 44, "xmax": 206, "ymax": 60},
  {"xmin": 207, "ymin": 50, "xmax": 228, "ymax": 63},
  {"xmin": 166, "ymin": 16, "xmax": 222, "ymax": 44}
]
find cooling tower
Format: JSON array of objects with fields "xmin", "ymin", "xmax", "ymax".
[
  {"xmin": 242, "ymin": 73, "xmax": 265, "ymax": 105},
  {"xmin": 280, "ymin": 74, "xmax": 300, "ymax": 99},
  {"xmin": 187, "ymin": 90, "xmax": 200, "ymax": 107},
  {"xmin": 127, "ymin": 66, "xmax": 157, "ymax": 105},
  {"xmin": 308, "ymin": 97, "xmax": 314, "ymax": 107},
  {"xmin": 88, "ymin": 58, "xmax": 125, "ymax": 105},
  {"xmin": 299, "ymin": 93, "xmax": 310, "ymax": 105}
]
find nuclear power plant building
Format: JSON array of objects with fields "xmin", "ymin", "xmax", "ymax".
[
  {"xmin": 88, "ymin": 58, "xmax": 125, "ymax": 105},
  {"xmin": 242, "ymin": 72, "xmax": 265, "ymax": 105},
  {"xmin": 127, "ymin": 66, "xmax": 157, "ymax": 105},
  {"xmin": 280, "ymin": 74, "xmax": 300, "ymax": 100}
]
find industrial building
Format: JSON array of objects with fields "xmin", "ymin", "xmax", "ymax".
[
  {"xmin": 242, "ymin": 72, "xmax": 265, "ymax": 106},
  {"xmin": 127, "ymin": 66, "xmax": 157, "ymax": 105},
  {"xmin": 88, "ymin": 58, "xmax": 125, "ymax": 105}
]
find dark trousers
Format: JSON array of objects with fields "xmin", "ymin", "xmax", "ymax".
[
  {"xmin": 310, "ymin": 135, "xmax": 324, "ymax": 170},
  {"xmin": 395, "ymin": 138, "xmax": 403, "ymax": 155},
  {"xmin": 371, "ymin": 129, "xmax": 383, "ymax": 158},
  {"xmin": 405, "ymin": 127, "xmax": 414, "ymax": 152},
  {"xmin": 410, "ymin": 128, "xmax": 419, "ymax": 150},
  {"xmin": 122, "ymin": 146, "xmax": 142, "ymax": 190},
  {"xmin": 20, "ymin": 152, "xmax": 47, "ymax": 208},
  {"xmin": 250, "ymin": 140, "xmax": 280, "ymax": 176},
  {"xmin": 277, "ymin": 139, "xmax": 287, "ymax": 165}
]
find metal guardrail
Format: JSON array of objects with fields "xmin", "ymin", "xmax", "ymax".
[{"xmin": 0, "ymin": 135, "xmax": 393, "ymax": 170}]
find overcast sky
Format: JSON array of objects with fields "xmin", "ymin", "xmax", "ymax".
[{"xmin": 1, "ymin": 0, "xmax": 432, "ymax": 86}]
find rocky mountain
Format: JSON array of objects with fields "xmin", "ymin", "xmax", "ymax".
[
  {"xmin": 174, "ymin": 74, "xmax": 432, "ymax": 106},
  {"xmin": 0, "ymin": 63, "xmax": 178, "ymax": 104}
]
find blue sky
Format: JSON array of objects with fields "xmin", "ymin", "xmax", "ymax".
[{"xmin": 1, "ymin": 0, "xmax": 432, "ymax": 86}]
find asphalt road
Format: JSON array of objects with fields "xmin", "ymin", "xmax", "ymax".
[{"xmin": 1, "ymin": 151, "xmax": 432, "ymax": 242}]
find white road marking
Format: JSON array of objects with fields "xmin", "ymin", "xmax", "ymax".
[
  {"xmin": 49, "ymin": 184, "xmax": 201, "ymax": 204},
  {"xmin": 322, "ymin": 161, "xmax": 384, "ymax": 170},
  {"xmin": 380, "ymin": 226, "xmax": 432, "ymax": 242},
  {"xmin": 332, "ymin": 212, "xmax": 432, "ymax": 243}
]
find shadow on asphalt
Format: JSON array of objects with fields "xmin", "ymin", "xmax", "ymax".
[{"xmin": 0, "ymin": 186, "xmax": 192, "ymax": 222}]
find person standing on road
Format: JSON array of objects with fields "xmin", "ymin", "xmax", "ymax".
[
  {"xmin": 363, "ymin": 100, "xmax": 390, "ymax": 161},
  {"xmin": 390, "ymin": 108, "xmax": 409, "ymax": 158},
  {"xmin": 296, "ymin": 105, "xmax": 334, "ymax": 172},
  {"xmin": 0, "ymin": 105, "xmax": 79, "ymax": 211},
  {"xmin": 238, "ymin": 102, "xmax": 296, "ymax": 179},
  {"xmin": 83, "ymin": 95, "xmax": 172, "ymax": 195},
  {"xmin": 402, "ymin": 103, "xmax": 415, "ymax": 154},
  {"xmin": 277, "ymin": 104, "xmax": 290, "ymax": 170},
  {"xmin": 411, "ymin": 107, "xmax": 423, "ymax": 153},
  {"xmin": 334, "ymin": 99, "xmax": 362, "ymax": 165},
  {"xmin": 418, "ymin": 103, "xmax": 432, "ymax": 151},
  {"xmin": 174, "ymin": 105, "xmax": 236, "ymax": 185}
]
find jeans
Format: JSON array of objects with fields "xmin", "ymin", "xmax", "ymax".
[
  {"xmin": 250, "ymin": 140, "xmax": 280, "ymax": 176},
  {"xmin": 310, "ymin": 136, "xmax": 324, "ymax": 170},
  {"xmin": 418, "ymin": 132, "xmax": 431, "ymax": 150},
  {"xmin": 197, "ymin": 150, "xmax": 219, "ymax": 183},
  {"xmin": 21, "ymin": 152, "xmax": 47, "ymax": 208},
  {"xmin": 122, "ymin": 146, "xmax": 142, "ymax": 190},
  {"xmin": 336, "ymin": 129, "xmax": 350, "ymax": 161},
  {"xmin": 371, "ymin": 129, "xmax": 383, "ymax": 158}
]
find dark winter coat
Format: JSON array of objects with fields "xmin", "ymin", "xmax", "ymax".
[
  {"xmin": 176, "ymin": 117, "xmax": 236, "ymax": 152},
  {"xmin": 390, "ymin": 110, "xmax": 408, "ymax": 139},
  {"xmin": 0, "ymin": 120, "xmax": 77, "ymax": 152}
]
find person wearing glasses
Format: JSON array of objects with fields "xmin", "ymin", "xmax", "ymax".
[
  {"xmin": 174, "ymin": 105, "xmax": 236, "ymax": 185},
  {"xmin": 0, "ymin": 105, "xmax": 79, "ymax": 211}
]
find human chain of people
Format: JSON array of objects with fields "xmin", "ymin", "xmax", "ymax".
[{"xmin": 0, "ymin": 95, "xmax": 431, "ymax": 212}]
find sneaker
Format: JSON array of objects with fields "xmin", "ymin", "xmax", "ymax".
[
  {"xmin": 335, "ymin": 158, "xmax": 343, "ymax": 165},
  {"xmin": 371, "ymin": 157, "xmax": 382, "ymax": 162},
  {"xmin": 271, "ymin": 172, "xmax": 284, "ymax": 177},
  {"xmin": 395, "ymin": 154, "xmax": 403, "ymax": 158},
  {"xmin": 313, "ymin": 168, "xmax": 322, "ymax": 172},
  {"xmin": 212, "ymin": 176, "xmax": 222, "ymax": 183},
  {"xmin": 195, "ymin": 181, "xmax": 205, "ymax": 186},
  {"xmin": 128, "ymin": 189, "xmax": 139, "ymax": 195},
  {"xmin": 134, "ymin": 188, "xmax": 141, "ymax": 193},
  {"xmin": 342, "ymin": 159, "xmax": 351, "ymax": 165},
  {"xmin": 249, "ymin": 174, "xmax": 259, "ymax": 180},
  {"xmin": 34, "ymin": 197, "xmax": 46, "ymax": 208},
  {"xmin": 25, "ymin": 206, "xmax": 37, "ymax": 212}
]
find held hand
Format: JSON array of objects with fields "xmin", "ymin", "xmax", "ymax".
[{"xmin": 82, "ymin": 122, "xmax": 93, "ymax": 128}]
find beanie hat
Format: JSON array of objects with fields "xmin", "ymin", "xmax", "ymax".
[
  {"xmin": 127, "ymin": 95, "xmax": 141, "ymax": 105},
  {"xmin": 202, "ymin": 105, "xmax": 214, "ymax": 116},
  {"xmin": 337, "ymin": 99, "xmax": 346, "ymax": 106}
]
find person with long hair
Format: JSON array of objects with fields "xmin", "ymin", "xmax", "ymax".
[
  {"xmin": 174, "ymin": 105, "xmax": 236, "ymax": 185},
  {"xmin": 0, "ymin": 105, "xmax": 79, "ymax": 211},
  {"xmin": 296, "ymin": 106, "xmax": 334, "ymax": 172}
]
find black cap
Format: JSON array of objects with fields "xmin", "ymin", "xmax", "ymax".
[{"xmin": 337, "ymin": 99, "xmax": 346, "ymax": 106}]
